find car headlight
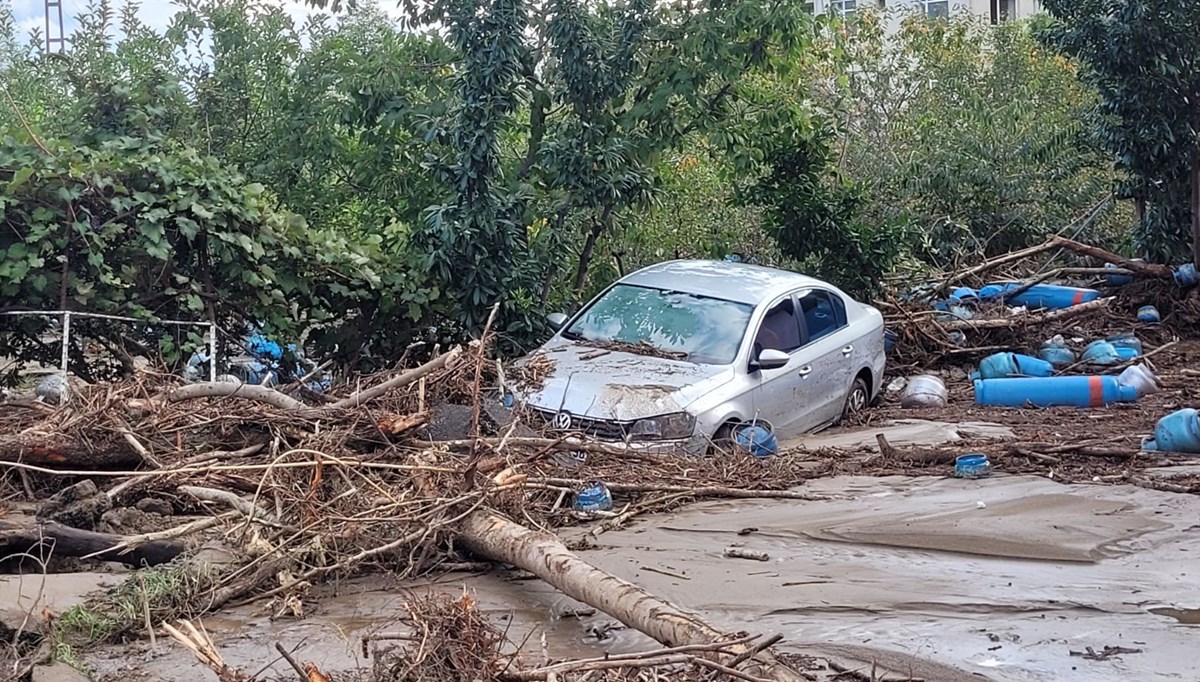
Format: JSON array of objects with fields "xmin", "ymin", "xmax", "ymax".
[{"xmin": 627, "ymin": 413, "xmax": 696, "ymax": 441}]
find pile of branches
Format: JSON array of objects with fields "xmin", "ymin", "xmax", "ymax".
[
  {"xmin": 880, "ymin": 236, "xmax": 1200, "ymax": 369},
  {"xmin": 0, "ymin": 337, "xmax": 819, "ymax": 648}
]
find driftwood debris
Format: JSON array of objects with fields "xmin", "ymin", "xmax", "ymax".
[
  {"xmin": 460, "ymin": 510, "xmax": 807, "ymax": 682},
  {"xmin": 0, "ymin": 433, "xmax": 140, "ymax": 468},
  {"xmin": 0, "ymin": 516, "xmax": 184, "ymax": 567}
]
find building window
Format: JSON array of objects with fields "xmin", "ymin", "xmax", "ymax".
[
  {"xmin": 990, "ymin": 0, "xmax": 1014, "ymax": 23},
  {"xmin": 802, "ymin": 0, "xmax": 815, "ymax": 13},
  {"xmin": 828, "ymin": 0, "xmax": 857, "ymax": 17},
  {"xmin": 923, "ymin": 0, "xmax": 950, "ymax": 17}
]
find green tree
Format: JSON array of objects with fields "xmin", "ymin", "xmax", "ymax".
[
  {"xmin": 1038, "ymin": 0, "xmax": 1200, "ymax": 266},
  {"xmin": 832, "ymin": 9, "xmax": 1121, "ymax": 267}
]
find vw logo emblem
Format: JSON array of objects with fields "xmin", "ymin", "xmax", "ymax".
[{"xmin": 552, "ymin": 410, "xmax": 573, "ymax": 430}]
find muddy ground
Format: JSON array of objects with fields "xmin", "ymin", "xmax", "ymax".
[{"xmin": 4, "ymin": 341, "xmax": 1199, "ymax": 682}]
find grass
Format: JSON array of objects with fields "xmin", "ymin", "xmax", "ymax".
[{"xmin": 51, "ymin": 560, "xmax": 224, "ymax": 650}]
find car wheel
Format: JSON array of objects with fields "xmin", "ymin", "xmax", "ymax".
[{"xmin": 841, "ymin": 377, "xmax": 869, "ymax": 421}]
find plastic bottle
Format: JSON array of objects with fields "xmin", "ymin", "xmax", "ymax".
[
  {"xmin": 1117, "ymin": 364, "xmax": 1160, "ymax": 397},
  {"xmin": 574, "ymin": 481, "xmax": 614, "ymax": 512}
]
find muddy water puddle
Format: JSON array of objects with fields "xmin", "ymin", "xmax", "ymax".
[{"xmin": 86, "ymin": 474, "xmax": 1200, "ymax": 681}]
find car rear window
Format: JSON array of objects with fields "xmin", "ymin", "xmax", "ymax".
[{"xmin": 563, "ymin": 284, "xmax": 753, "ymax": 364}]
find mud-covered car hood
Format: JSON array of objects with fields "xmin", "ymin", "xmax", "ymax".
[{"xmin": 514, "ymin": 338, "xmax": 733, "ymax": 421}]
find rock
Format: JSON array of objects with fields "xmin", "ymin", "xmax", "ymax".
[
  {"xmin": 37, "ymin": 480, "xmax": 110, "ymax": 530},
  {"xmin": 34, "ymin": 373, "xmax": 68, "ymax": 404},
  {"xmin": 32, "ymin": 662, "xmax": 89, "ymax": 682},
  {"xmin": 135, "ymin": 497, "xmax": 173, "ymax": 516},
  {"xmin": 98, "ymin": 507, "xmax": 154, "ymax": 535}
]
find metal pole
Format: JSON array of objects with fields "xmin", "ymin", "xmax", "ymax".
[
  {"xmin": 60, "ymin": 311, "xmax": 70, "ymax": 374},
  {"xmin": 208, "ymin": 323, "xmax": 218, "ymax": 382},
  {"xmin": 59, "ymin": 311, "xmax": 73, "ymax": 403}
]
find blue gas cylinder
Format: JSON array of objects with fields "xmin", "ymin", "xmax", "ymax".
[
  {"xmin": 1038, "ymin": 339, "xmax": 1076, "ymax": 368},
  {"xmin": 977, "ymin": 352, "xmax": 1054, "ymax": 380},
  {"xmin": 974, "ymin": 376, "xmax": 1140, "ymax": 408},
  {"xmin": 998, "ymin": 283, "xmax": 1101, "ymax": 310},
  {"xmin": 1082, "ymin": 340, "xmax": 1119, "ymax": 365},
  {"xmin": 1175, "ymin": 263, "xmax": 1198, "ymax": 288},
  {"xmin": 1145, "ymin": 409, "xmax": 1200, "ymax": 454}
]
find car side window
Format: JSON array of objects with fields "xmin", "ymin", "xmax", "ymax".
[
  {"xmin": 798, "ymin": 290, "xmax": 847, "ymax": 342},
  {"xmin": 753, "ymin": 298, "xmax": 802, "ymax": 354}
]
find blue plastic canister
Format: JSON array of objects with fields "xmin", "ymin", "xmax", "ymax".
[
  {"xmin": 574, "ymin": 481, "xmax": 614, "ymax": 512},
  {"xmin": 884, "ymin": 328, "xmax": 898, "ymax": 353},
  {"xmin": 1137, "ymin": 305, "xmax": 1161, "ymax": 324},
  {"xmin": 974, "ymin": 376, "xmax": 1140, "ymax": 408},
  {"xmin": 978, "ymin": 352, "xmax": 1054, "ymax": 380},
  {"xmin": 998, "ymin": 283, "xmax": 1101, "ymax": 310},
  {"xmin": 734, "ymin": 423, "xmax": 778, "ymax": 458},
  {"xmin": 1175, "ymin": 263, "xmax": 1199, "ymax": 288},
  {"xmin": 1145, "ymin": 409, "xmax": 1200, "ymax": 454},
  {"xmin": 1115, "ymin": 347, "xmax": 1139, "ymax": 361},
  {"xmin": 1082, "ymin": 340, "xmax": 1120, "ymax": 365},
  {"xmin": 955, "ymin": 454, "xmax": 992, "ymax": 479}
]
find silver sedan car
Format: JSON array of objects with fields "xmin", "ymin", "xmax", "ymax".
[{"xmin": 513, "ymin": 260, "xmax": 886, "ymax": 455}]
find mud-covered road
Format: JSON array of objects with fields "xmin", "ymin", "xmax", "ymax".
[{"xmin": 62, "ymin": 468, "xmax": 1200, "ymax": 682}]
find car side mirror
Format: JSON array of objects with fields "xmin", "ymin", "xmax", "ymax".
[
  {"xmin": 546, "ymin": 312, "xmax": 568, "ymax": 331},
  {"xmin": 752, "ymin": 348, "xmax": 789, "ymax": 371}
]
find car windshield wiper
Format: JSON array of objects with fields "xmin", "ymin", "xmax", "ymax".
[{"xmin": 560, "ymin": 329, "xmax": 582, "ymax": 340}]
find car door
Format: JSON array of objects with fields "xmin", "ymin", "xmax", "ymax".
[
  {"xmin": 747, "ymin": 292, "xmax": 825, "ymax": 437},
  {"xmin": 796, "ymin": 288, "xmax": 854, "ymax": 427}
]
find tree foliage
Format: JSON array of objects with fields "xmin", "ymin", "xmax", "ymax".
[{"xmin": 1037, "ymin": 0, "xmax": 1200, "ymax": 265}]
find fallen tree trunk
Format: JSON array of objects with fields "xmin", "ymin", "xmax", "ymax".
[
  {"xmin": 460, "ymin": 510, "xmax": 806, "ymax": 682},
  {"xmin": 941, "ymin": 296, "xmax": 1112, "ymax": 331},
  {"xmin": 0, "ymin": 517, "xmax": 184, "ymax": 567},
  {"xmin": 1049, "ymin": 236, "xmax": 1175, "ymax": 279},
  {"xmin": 0, "ymin": 433, "xmax": 141, "ymax": 468}
]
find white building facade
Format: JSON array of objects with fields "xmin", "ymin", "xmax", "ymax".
[{"xmin": 810, "ymin": 0, "xmax": 1043, "ymax": 24}]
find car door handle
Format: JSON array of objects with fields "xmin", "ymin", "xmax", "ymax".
[
  {"xmin": 798, "ymin": 365, "xmax": 813, "ymax": 377},
  {"xmin": 841, "ymin": 345, "xmax": 854, "ymax": 356}
]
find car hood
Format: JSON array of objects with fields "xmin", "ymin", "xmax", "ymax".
[{"xmin": 515, "ymin": 338, "xmax": 734, "ymax": 421}]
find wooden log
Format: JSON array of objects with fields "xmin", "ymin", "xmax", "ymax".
[
  {"xmin": 941, "ymin": 296, "xmax": 1111, "ymax": 331},
  {"xmin": 163, "ymin": 383, "xmax": 305, "ymax": 410},
  {"xmin": 939, "ymin": 239, "xmax": 1060, "ymax": 291},
  {"xmin": 0, "ymin": 433, "xmax": 140, "ymax": 468},
  {"xmin": 460, "ymin": 510, "xmax": 807, "ymax": 682},
  {"xmin": 1049, "ymin": 236, "xmax": 1175, "ymax": 278},
  {"xmin": 327, "ymin": 349, "xmax": 461, "ymax": 410},
  {"xmin": 0, "ymin": 516, "xmax": 184, "ymax": 567}
]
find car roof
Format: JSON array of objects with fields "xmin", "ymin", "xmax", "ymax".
[{"xmin": 619, "ymin": 260, "xmax": 830, "ymax": 306}]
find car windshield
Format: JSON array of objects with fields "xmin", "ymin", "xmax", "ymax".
[{"xmin": 562, "ymin": 284, "xmax": 753, "ymax": 364}]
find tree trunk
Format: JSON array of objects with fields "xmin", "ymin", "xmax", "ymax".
[
  {"xmin": 1191, "ymin": 151, "xmax": 1200, "ymax": 270},
  {"xmin": 1048, "ymin": 236, "xmax": 1175, "ymax": 278},
  {"xmin": 460, "ymin": 510, "xmax": 807, "ymax": 682},
  {"xmin": 0, "ymin": 517, "xmax": 184, "ymax": 567},
  {"xmin": 0, "ymin": 434, "xmax": 140, "ymax": 468},
  {"xmin": 573, "ymin": 203, "xmax": 615, "ymax": 301}
]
